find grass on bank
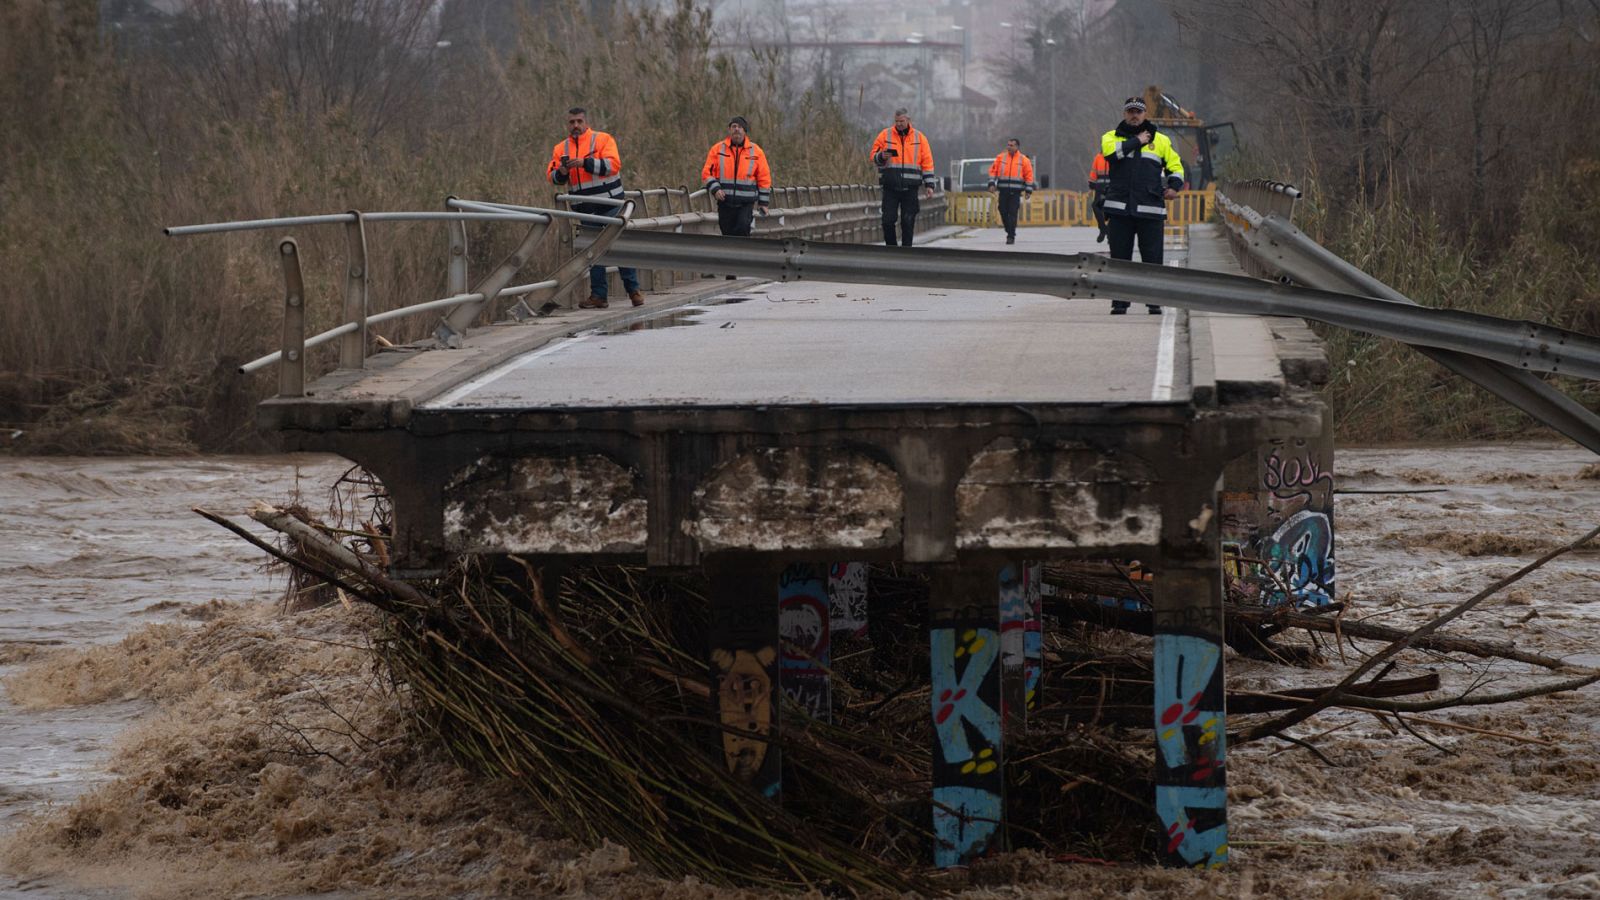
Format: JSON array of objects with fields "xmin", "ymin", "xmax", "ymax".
[
  {"xmin": 0, "ymin": 0, "xmax": 861, "ymax": 453},
  {"xmin": 1283, "ymin": 159, "xmax": 1600, "ymax": 444}
]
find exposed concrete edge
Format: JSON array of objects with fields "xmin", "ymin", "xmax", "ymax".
[
  {"xmin": 1265, "ymin": 318, "xmax": 1331, "ymax": 387},
  {"xmin": 1186, "ymin": 222, "xmax": 1329, "ymax": 395},
  {"xmin": 258, "ymin": 276, "xmax": 766, "ymax": 434},
  {"xmin": 1189, "ymin": 312, "xmax": 1218, "ymax": 408}
]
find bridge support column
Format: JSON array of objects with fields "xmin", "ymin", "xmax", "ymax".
[
  {"xmin": 707, "ymin": 557, "xmax": 783, "ymax": 800},
  {"xmin": 929, "ymin": 564, "xmax": 1005, "ymax": 868},
  {"xmin": 999, "ymin": 561, "xmax": 1043, "ymax": 730},
  {"xmin": 1153, "ymin": 473, "xmax": 1230, "ymax": 869},
  {"xmin": 1221, "ymin": 426, "xmax": 1336, "ymax": 610},
  {"xmin": 777, "ymin": 563, "xmax": 832, "ymax": 722}
]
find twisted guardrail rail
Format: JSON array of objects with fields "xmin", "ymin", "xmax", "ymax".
[{"xmin": 1214, "ymin": 179, "xmax": 1600, "ymax": 454}]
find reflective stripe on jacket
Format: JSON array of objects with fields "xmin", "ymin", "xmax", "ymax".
[
  {"xmin": 702, "ymin": 138, "xmax": 772, "ymax": 206},
  {"xmin": 986, "ymin": 151, "xmax": 1036, "ymax": 192},
  {"xmin": 871, "ymin": 127, "xmax": 936, "ymax": 191},
  {"xmin": 546, "ymin": 129, "xmax": 625, "ymax": 199},
  {"xmin": 1098, "ymin": 126, "xmax": 1185, "ymax": 219}
]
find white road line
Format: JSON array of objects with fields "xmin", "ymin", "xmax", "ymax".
[
  {"xmin": 425, "ymin": 333, "xmax": 595, "ymax": 408},
  {"xmin": 1152, "ymin": 308, "xmax": 1178, "ymax": 401}
]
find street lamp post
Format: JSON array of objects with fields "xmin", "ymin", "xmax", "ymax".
[
  {"xmin": 951, "ymin": 24, "xmax": 968, "ymax": 160},
  {"xmin": 1045, "ymin": 37, "xmax": 1058, "ymax": 191}
]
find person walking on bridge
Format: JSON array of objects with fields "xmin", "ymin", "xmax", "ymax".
[
  {"xmin": 1100, "ymin": 96, "xmax": 1185, "ymax": 314},
  {"xmin": 547, "ymin": 106, "xmax": 644, "ymax": 309},
  {"xmin": 871, "ymin": 109, "xmax": 937, "ymax": 247},
  {"xmin": 702, "ymin": 116, "xmax": 772, "ymax": 239},
  {"xmin": 1087, "ymin": 152, "xmax": 1111, "ymax": 243},
  {"xmin": 987, "ymin": 137, "xmax": 1035, "ymax": 245}
]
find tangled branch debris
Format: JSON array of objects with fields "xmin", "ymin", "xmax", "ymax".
[{"xmin": 198, "ymin": 498, "xmax": 1600, "ymax": 891}]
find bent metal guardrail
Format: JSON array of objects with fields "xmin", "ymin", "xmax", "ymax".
[
  {"xmin": 584, "ymin": 230, "xmax": 1600, "ymax": 390},
  {"xmin": 1215, "ymin": 179, "xmax": 1600, "ymax": 455},
  {"xmin": 164, "ymin": 185, "xmax": 944, "ymax": 399}
]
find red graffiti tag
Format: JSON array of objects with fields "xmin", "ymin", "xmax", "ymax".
[{"xmin": 936, "ymin": 688, "xmax": 967, "ymax": 724}]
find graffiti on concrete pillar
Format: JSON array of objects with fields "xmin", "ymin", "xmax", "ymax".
[
  {"xmin": 710, "ymin": 567, "xmax": 781, "ymax": 799},
  {"xmin": 998, "ymin": 564, "xmax": 1027, "ymax": 673},
  {"xmin": 779, "ymin": 563, "xmax": 832, "ymax": 721},
  {"xmin": 1022, "ymin": 562, "xmax": 1043, "ymax": 714},
  {"xmin": 1260, "ymin": 439, "xmax": 1334, "ymax": 607},
  {"xmin": 827, "ymin": 561, "xmax": 869, "ymax": 638},
  {"xmin": 1153, "ymin": 631, "xmax": 1228, "ymax": 869},
  {"xmin": 1224, "ymin": 437, "xmax": 1335, "ymax": 609},
  {"xmin": 930, "ymin": 624, "xmax": 1003, "ymax": 867},
  {"xmin": 1261, "ymin": 509, "xmax": 1333, "ymax": 608},
  {"xmin": 998, "ymin": 562, "xmax": 1045, "ymax": 717},
  {"xmin": 711, "ymin": 644, "xmax": 779, "ymax": 797}
]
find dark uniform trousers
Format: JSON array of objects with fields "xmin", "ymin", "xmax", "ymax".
[
  {"xmin": 1106, "ymin": 215, "xmax": 1164, "ymax": 313},
  {"xmin": 881, "ymin": 187, "xmax": 921, "ymax": 247},
  {"xmin": 717, "ymin": 202, "xmax": 756, "ymax": 237},
  {"xmin": 997, "ymin": 189, "xmax": 1023, "ymax": 239}
]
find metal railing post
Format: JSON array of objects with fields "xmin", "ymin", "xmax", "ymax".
[
  {"xmin": 340, "ymin": 211, "xmax": 369, "ymax": 369},
  {"xmin": 446, "ymin": 198, "xmax": 469, "ymax": 298},
  {"xmin": 278, "ymin": 239, "xmax": 306, "ymax": 398}
]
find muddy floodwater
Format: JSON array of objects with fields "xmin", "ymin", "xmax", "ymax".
[
  {"xmin": 0, "ymin": 455, "xmax": 351, "ymax": 896},
  {"xmin": 2, "ymin": 444, "xmax": 1599, "ymax": 897}
]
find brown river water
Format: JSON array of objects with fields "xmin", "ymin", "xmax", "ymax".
[{"xmin": 1, "ymin": 445, "xmax": 1598, "ymax": 898}]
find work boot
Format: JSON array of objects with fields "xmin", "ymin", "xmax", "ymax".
[
  {"xmin": 1109, "ymin": 303, "xmax": 1128, "ymax": 315},
  {"xmin": 1147, "ymin": 305, "xmax": 1162, "ymax": 315},
  {"xmin": 725, "ymin": 274, "xmax": 738, "ymax": 280},
  {"xmin": 1005, "ymin": 234, "xmax": 1015, "ymax": 245},
  {"xmin": 628, "ymin": 290, "xmax": 645, "ymax": 307},
  {"xmin": 579, "ymin": 295, "xmax": 608, "ymax": 309}
]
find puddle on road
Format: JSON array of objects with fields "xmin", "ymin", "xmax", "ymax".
[{"xmin": 597, "ymin": 297, "xmax": 754, "ymax": 335}]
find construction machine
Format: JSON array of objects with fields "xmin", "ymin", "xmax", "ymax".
[{"xmin": 1138, "ymin": 85, "xmax": 1236, "ymax": 189}]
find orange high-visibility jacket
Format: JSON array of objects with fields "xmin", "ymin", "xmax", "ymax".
[
  {"xmin": 1087, "ymin": 153, "xmax": 1110, "ymax": 190},
  {"xmin": 546, "ymin": 128, "xmax": 625, "ymax": 199},
  {"xmin": 871, "ymin": 127, "xmax": 936, "ymax": 191},
  {"xmin": 987, "ymin": 151, "xmax": 1036, "ymax": 192},
  {"xmin": 701, "ymin": 138, "xmax": 772, "ymax": 206}
]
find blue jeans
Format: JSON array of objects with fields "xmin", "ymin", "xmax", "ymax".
[{"xmin": 589, "ymin": 264, "xmax": 639, "ymax": 299}]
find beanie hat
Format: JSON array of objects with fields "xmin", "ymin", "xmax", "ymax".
[{"xmin": 728, "ymin": 115, "xmax": 750, "ymax": 131}]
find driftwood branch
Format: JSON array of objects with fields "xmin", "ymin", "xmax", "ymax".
[
  {"xmin": 193, "ymin": 506, "xmax": 392, "ymax": 610},
  {"xmin": 1233, "ymin": 523, "xmax": 1600, "ymax": 746},
  {"xmin": 1227, "ymin": 603, "xmax": 1576, "ymax": 671},
  {"xmin": 247, "ymin": 502, "xmax": 433, "ymax": 609}
]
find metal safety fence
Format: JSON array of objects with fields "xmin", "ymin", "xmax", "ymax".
[
  {"xmin": 945, "ymin": 187, "xmax": 1215, "ymax": 228},
  {"xmin": 164, "ymin": 185, "xmax": 946, "ymax": 398}
]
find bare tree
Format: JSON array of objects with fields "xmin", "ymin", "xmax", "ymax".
[
  {"xmin": 1173, "ymin": 0, "xmax": 1461, "ymax": 201},
  {"xmin": 165, "ymin": 0, "xmax": 446, "ymax": 138}
]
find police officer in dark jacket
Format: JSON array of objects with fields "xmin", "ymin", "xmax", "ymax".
[{"xmin": 1099, "ymin": 96, "xmax": 1186, "ymax": 314}]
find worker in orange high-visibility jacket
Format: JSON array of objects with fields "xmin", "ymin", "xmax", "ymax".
[
  {"xmin": 986, "ymin": 137, "xmax": 1036, "ymax": 245},
  {"xmin": 870, "ymin": 108, "xmax": 937, "ymax": 247},
  {"xmin": 547, "ymin": 106, "xmax": 642, "ymax": 309},
  {"xmin": 1087, "ymin": 152, "xmax": 1111, "ymax": 243},
  {"xmin": 701, "ymin": 115, "xmax": 772, "ymax": 242}
]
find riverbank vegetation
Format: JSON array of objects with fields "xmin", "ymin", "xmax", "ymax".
[
  {"xmin": 1176, "ymin": 0, "xmax": 1600, "ymax": 441},
  {"xmin": 4, "ymin": 0, "xmax": 1598, "ymax": 453},
  {"xmin": 0, "ymin": 0, "xmax": 859, "ymax": 453}
]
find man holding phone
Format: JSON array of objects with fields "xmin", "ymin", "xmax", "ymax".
[
  {"xmin": 547, "ymin": 106, "xmax": 643, "ymax": 309},
  {"xmin": 870, "ymin": 109, "xmax": 937, "ymax": 247}
]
